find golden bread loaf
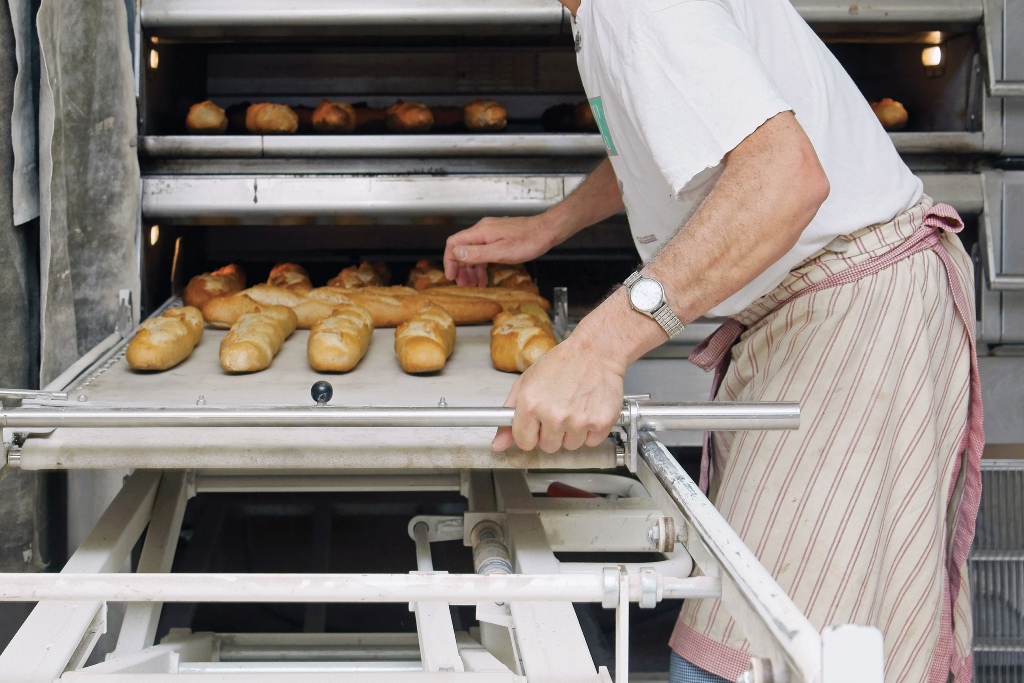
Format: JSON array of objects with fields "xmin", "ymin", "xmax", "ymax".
[
  {"xmin": 870, "ymin": 98, "xmax": 908, "ymax": 131},
  {"xmin": 307, "ymin": 303, "xmax": 374, "ymax": 372},
  {"xmin": 327, "ymin": 262, "xmax": 388, "ymax": 288},
  {"xmin": 186, "ymin": 101, "xmax": 228, "ymax": 134},
  {"xmin": 490, "ymin": 308, "xmax": 556, "ymax": 373},
  {"xmin": 312, "ymin": 100, "xmax": 357, "ymax": 133},
  {"xmin": 487, "ymin": 263, "xmax": 539, "ymax": 294},
  {"xmin": 386, "ymin": 101, "xmax": 433, "ymax": 133},
  {"xmin": 126, "ymin": 306, "xmax": 204, "ymax": 371},
  {"xmin": 425, "ymin": 285, "xmax": 550, "ymax": 312},
  {"xmin": 201, "ymin": 285, "xmax": 305, "ymax": 328},
  {"xmin": 395, "ymin": 304, "xmax": 456, "ymax": 373},
  {"xmin": 267, "ymin": 263, "xmax": 313, "ymax": 294},
  {"xmin": 407, "ymin": 259, "xmax": 453, "ymax": 291},
  {"xmin": 220, "ymin": 305, "xmax": 297, "ymax": 373},
  {"xmin": 182, "ymin": 264, "xmax": 246, "ymax": 309},
  {"xmin": 464, "ymin": 99, "xmax": 508, "ymax": 132},
  {"xmin": 245, "ymin": 103, "xmax": 299, "ymax": 134}
]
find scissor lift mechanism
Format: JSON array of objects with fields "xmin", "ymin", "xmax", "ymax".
[{"xmin": 0, "ymin": 314, "xmax": 884, "ymax": 683}]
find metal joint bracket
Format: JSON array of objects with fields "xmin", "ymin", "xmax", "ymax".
[
  {"xmin": 601, "ymin": 566, "xmax": 619, "ymax": 609},
  {"xmin": 638, "ymin": 567, "xmax": 658, "ymax": 609},
  {"xmin": 407, "ymin": 515, "xmax": 465, "ymax": 544},
  {"xmin": 622, "ymin": 394, "xmax": 650, "ymax": 472}
]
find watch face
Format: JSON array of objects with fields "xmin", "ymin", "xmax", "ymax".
[{"xmin": 630, "ymin": 278, "xmax": 664, "ymax": 313}]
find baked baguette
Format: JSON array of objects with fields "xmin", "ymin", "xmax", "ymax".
[
  {"xmin": 220, "ymin": 305, "xmax": 297, "ymax": 373},
  {"xmin": 870, "ymin": 98, "xmax": 908, "ymax": 131},
  {"xmin": 267, "ymin": 263, "xmax": 313, "ymax": 294},
  {"xmin": 307, "ymin": 303, "xmax": 374, "ymax": 372},
  {"xmin": 421, "ymin": 293, "xmax": 502, "ymax": 325},
  {"xmin": 425, "ymin": 285, "xmax": 550, "ymax": 312},
  {"xmin": 313, "ymin": 100, "xmax": 357, "ymax": 133},
  {"xmin": 324, "ymin": 286, "xmax": 431, "ymax": 328},
  {"xmin": 464, "ymin": 99, "xmax": 508, "ymax": 132},
  {"xmin": 186, "ymin": 101, "xmax": 228, "ymax": 134},
  {"xmin": 387, "ymin": 101, "xmax": 433, "ymax": 133},
  {"xmin": 127, "ymin": 306, "xmax": 204, "ymax": 371},
  {"xmin": 183, "ymin": 264, "xmax": 246, "ymax": 309},
  {"xmin": 246, "ymin": 103, "xmax": 299, "ymax": 135},
  {"xmin": 395, "ymin": 304, "xmax": 456, "ymax": 373},
  {"xmin": 490, "ymin": 309, "xmax": 556, "ymax": 373},
  {"xmin": 407, "ymin": 259, "xmax": 453, "ymax": 291},
  {"xmin": 487, "ymin": 263, "xmax": 539, "ymax": 294},
  {"xmin": 327, "ymin": 262, "xmax": 386, "ymax": 288},
  {"xmin": 201, "ymin": 285, "xmax": 305, "ymax": 328}
]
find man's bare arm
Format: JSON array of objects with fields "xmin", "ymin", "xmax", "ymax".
[
  {"xmin": 494, "ymin": 111, "xmax": 830, "ymax": 453},
  {"xmin": 443, "ymin": 158, "xmax": 624, "ymax": 286}
]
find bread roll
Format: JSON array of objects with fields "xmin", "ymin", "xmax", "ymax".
[
  {"xmin": 308, "ymin": 304, "xmax": 374, "ymax": 372},
  {"xmin": 246, "ymin": 103, "xmax": 299, "ymax": 135},
  {"xmin": 127, "ymin": 306, "xmax": 204, "ymax": 371},
  {"xmin": 183, "ymin": 264, "xmax": 246, "ymax": 309},
  {"xmin": 220, "ymin": 305, "xmax": 297, "ymax": 373},
  {"xmin": 354, "ymin": 106, "xmax": 388, "ymax": 133},
  {"xmin": 327, "ymin": 262, "xmax": 386, "ymax": 288},
  {"xmin": 313, "ymin": 100, "xmax": 357, "ymax": 133},
  {"xmin": 431, "ymin": 106, "xmax": 465, "ymax": 132},
  {"xmin": 407, "ymin": 260, "xmax": 453, "ymax": 291},
  {"xmin": 487, "ymin": 263, "xmax": 538, "ymax": 294},
  {"xmin": 267, "ymin": 263, "xmax": 313, "ymax": 293},
  {"xmin": 186, "ymin": 101, "xmax": 228, "ymax": 134},
  {"xmin": 425, "ymin": 285, "xmax": 551, "ymax": 312},
  {"xmin": 870, "ymin": 98, "xmax": 908, "ymax": 131},
  {"xmin": 395, "ymin": 304, "xmax": 456, "ymax": 373},
  {"xmin": 573, "ymin": 101, "xmax": 598, "ymax": 132},
  {"xmin": 464, "ymin": 99, "xmax": 508, "ymax": 132},
  {"xmin": 387, "ymin": 101, "xmax": 433, "ymax": 133},
  {"xmin": 490, "ymin": 309, "xmax": 556, "ymax": 373}
]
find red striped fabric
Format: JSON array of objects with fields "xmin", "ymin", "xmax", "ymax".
[{"xmin": 674, "ymin": 197, "xmax": 980, "ymax": 683}]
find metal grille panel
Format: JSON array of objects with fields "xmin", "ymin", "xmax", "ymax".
[{"xmin": 971, "ymin": 460, "xmax": 1024, "ymax": 683}]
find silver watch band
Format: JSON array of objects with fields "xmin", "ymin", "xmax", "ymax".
[
  {"xmin": 653, "ymin": 304, "xmax": 685, "ymax": 339},
  {"xmin": 624, "ymin": 271, "xmax": 641, "ymax": 288}
]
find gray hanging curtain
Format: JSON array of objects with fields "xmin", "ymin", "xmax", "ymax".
[{"xmin": 37, "ymin": 0, "xmax": 140, "ymax": 386}]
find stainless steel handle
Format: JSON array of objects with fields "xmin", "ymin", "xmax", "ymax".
[{"xmin": 0, "ymin": 402, "xmax": 800, "ymax": 432}]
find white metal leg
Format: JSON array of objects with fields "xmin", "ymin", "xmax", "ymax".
[
  {"xmin": 0, "ymin": 470, "xmax": 161, "ymax": 683},
  {"xmin": 111, "ymin": 472, "xmax": 191, "ymax": 657},
  {"xmin": 411, "ymin": 524, "xmax": 466, "ymax": 673}
]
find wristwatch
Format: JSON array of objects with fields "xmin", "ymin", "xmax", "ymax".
[{"xmin": 624, "ymin": 271, "xmax": 685, "ymax": 338}]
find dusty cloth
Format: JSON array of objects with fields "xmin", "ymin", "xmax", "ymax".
[
  {"xmin": 36, "ymin": 0, "xmax": 140, "ymax": 385},
  {"xmin": 671, "ymin": 196, "xmax": 982, "ymax": 683}
]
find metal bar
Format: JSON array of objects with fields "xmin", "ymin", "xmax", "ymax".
[
  {"xmin": 615, "ymin": 567, "xmax": 629, "ymax": 683},
  {"xmin": 61, "ymin": 673, "xmax": 521, "ymax": 682},
  {"xmin": 0, "ymin": 571, "xmax": 700, "ymax": 604},
  {"xmin": 638, "ymin": 434, "xmax": 824, "ymax": 682},
  {"xmin": 111, "ymin": 471, "xmax": 190, "ymax": 656},
  {"xmin": 195, "ymin": 473, "xmax": 461, "ymax": 493},
  {"xmin": 1, "ymin": 401, "xmax": 800, "ymax": 431},
  {"xmin": 413, "ymin": 523, "xmax": 433, "ymax": 573}
]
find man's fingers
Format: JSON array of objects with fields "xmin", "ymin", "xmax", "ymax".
[
  {"xmin": 471, "ymin": 263, "xmax": 488, "ymax": 287},
  {"xmin": 511, "ymin": 412, "xmax": 540, "ymax": 452},
  {"xmin": 584, "ymin": 430, "xmax": 610, "ymax": 448},
  {"xmin": 491, "ymin": 427, "xmax": 515, "ymax": 452},
  {"xmin": 561, "ymin": 428, "xmax": 589, "ymax": 451},
  {"xmin": 537, "ymin": 422, "xmax": 565, "ymax": 454}
]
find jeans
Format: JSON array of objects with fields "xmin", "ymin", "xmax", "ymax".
[{"xmin": 668, "ymin": 651, "xmax": 731, "ymax": 683}]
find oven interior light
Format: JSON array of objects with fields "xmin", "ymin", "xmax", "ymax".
[
  {"xmin": 150, "ymin": 36, "xmax": 159, "ymax": 44},
  {"xmin": 921, "ymin": 45, "xmax": 943, "ymax": 67},
  {"xmin": 149, "ymin": 225, "xmax": 160, "ymax": 246},
  {"xmin": 149, "ymin": 49, "xmax": 159, "ymax": 70}
]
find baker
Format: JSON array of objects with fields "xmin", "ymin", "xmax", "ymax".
[{"xmin": 444, "ymin": 0, "xmax": 983, "ymax": 680}]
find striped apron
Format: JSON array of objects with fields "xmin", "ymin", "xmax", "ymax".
[{"xmin": 670, "ymin": 197, "xmax": 983, "ymax": 683}]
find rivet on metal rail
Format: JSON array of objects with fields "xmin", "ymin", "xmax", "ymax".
[
  {"xmin": 196, "ymin": 395, "xmax": 206, "ymax": 406},
  {"xmin": 438, "ymin": 397, "xmax": 448, "ymax": 408},
  {"xmin": 77, "ymin": 394, "xmax": 87, "ymax": 403},
  {"xmin": 647, "ymin": 517, "xmax": 676, "ymax": 553}
]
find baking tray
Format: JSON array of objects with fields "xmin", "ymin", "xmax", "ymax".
[{"xmin": 17, "ymin": 325, "xmax": 617, "ymax": 471}]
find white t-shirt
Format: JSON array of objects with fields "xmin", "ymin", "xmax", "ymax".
[{"xmin": 572, "ymin": 0, "xmax": 923, "ymax": 317}]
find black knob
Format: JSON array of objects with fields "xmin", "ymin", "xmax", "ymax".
[{"xmin": 311, "ymin": 381, "xmax": 333, "ymax": 406}]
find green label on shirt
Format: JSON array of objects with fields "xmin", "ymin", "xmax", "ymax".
[{"xmin": 589, "ymin": 96, "xmax": 618, "ymax": 156}]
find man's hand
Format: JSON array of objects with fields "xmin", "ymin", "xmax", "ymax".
[
  {"xmin": 444, "ymin": 215, "xmax": 558, "ymax": 287},
  {"xmin": 492, "ymin": 334, "xmax": 627, "ymax": 453}
]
